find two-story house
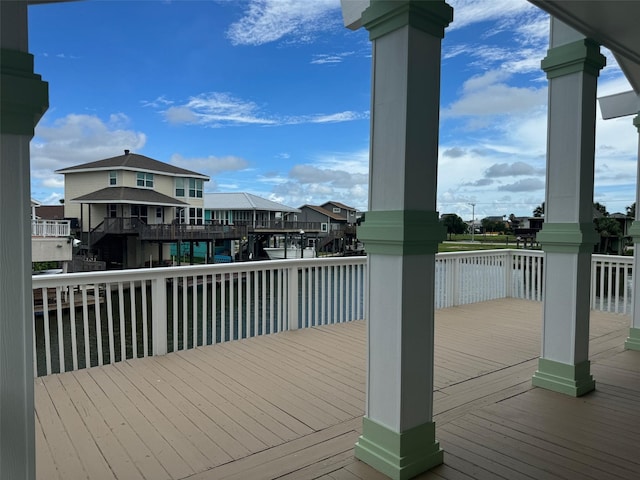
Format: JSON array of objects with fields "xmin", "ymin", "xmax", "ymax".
[
  {"xmin": 297, "ymin": 201, "xmax": 359, "ymax": 253},
  {"xmin": 56, "ymin": 150, "xmax": 210, "ymax": 268}
]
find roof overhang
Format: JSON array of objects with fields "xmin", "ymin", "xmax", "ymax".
[
  {"xmin": 598, "ymin": 90, "xmax": 640, "ymax": 120},
  {"xmin": 70, "ymin": 187, "xmax": 189, "ymax": 207},
  {"xmin": 529, "ymin": 1, "xmax": 640, "ymax": 93}
]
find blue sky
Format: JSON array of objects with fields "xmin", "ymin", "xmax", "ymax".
[{"xmin": 28, "ymin": 0, "xmax": 637, "ymax": 220}]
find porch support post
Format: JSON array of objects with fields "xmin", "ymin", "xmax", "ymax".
[
  {"xmin": 355, "ymin": 2, "xmax": 451, "ymax": 479},
  {"xmin": 0, "ymin": 1, "xmax": 49, "ymax": 479},
  {"xmin": 533, "ymin": 18, "xmax": 605, "ymax": 397},
  {"xmin": 626, "ymin": 114, "xmax": 640, "ymax": 351}
]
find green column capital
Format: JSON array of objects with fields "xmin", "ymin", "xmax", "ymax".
[
  {"xmin": 358, "ymin": 210, "xmax": 445, "ymax": 255},
  {"xmin": 536, "ymin": 222, "xmax": 599, "ymax": 253},
  {"xmin": 541, "ymin": 38, "xmax": 606, "ymax": 79},
  {"xmin": 0, "ymin": 48, "xmax": 49, "ymax": 136},
  {"xmin": 633, "ymin": 114, "xmax": 640, "ymax": 132},
  {"xmin": 362, "ymin": 0, "xmax": 453, "ymax": 41}
]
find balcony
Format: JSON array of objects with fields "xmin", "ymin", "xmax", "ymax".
[
  {"xmin": 32, "ymin": 219, "xmax": 71, "ymax": 237},
  {"xmin": 31, "ymin": 251, "xmax": 640, "ymax": 479}
]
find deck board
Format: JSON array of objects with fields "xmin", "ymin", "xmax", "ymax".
[{"xmin": 35, "ymin": 298, "xmax": 640, "ymax": 480}]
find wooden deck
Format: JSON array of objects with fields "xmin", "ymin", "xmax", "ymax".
[{"xmin": 35, "ymin": 298, "xmax": 640, "ymax": 479}]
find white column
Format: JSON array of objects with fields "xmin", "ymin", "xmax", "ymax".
[
  {"xmin": 354, "ymin": 2, "xmax": 452, "ymax": 479},
  {"xmin": 0, "ymin": 1, "xmax": 48, "ymax": 479},
  {"xmin": 626, "ymin": 114, "xmax": 640, "ymax": 350},
  {"xmin": 532, "ymin": 18, "xmax": 605, "ymax": 396}
]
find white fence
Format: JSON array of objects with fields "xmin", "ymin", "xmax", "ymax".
[
  {"xmin": 31, "ymin": 219, "xmax": 70, "ymax": 237},
  {"xmin": 32, "ymin": 250, "xmax": 634, "ymax": 376},
  {"xmin": 32, "ymin": 257, "xmax": 366, "ymax": 376}
]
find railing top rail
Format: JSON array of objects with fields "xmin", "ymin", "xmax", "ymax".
[
  {"xmin": 436, "ymin": 248, "xmax": 544, "ymax": 259},
  {"xmin": 592, "ymin": 253, "xmax": 634, "ymax": 264},
  {"xmin": 31, "ymin": 256, "xmax": 368, "ymax": 288}
]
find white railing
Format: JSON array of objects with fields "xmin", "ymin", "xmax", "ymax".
[
  {"xmin": 435, "ymin": 250, "xmax": 544, "ymax": 308},
  {"xmin": 591, "ymin": 254, "xmax": 633, "ymax": 314},
  {"xmin": 32, "ymin": 257, "xmax": 366, "ymax": 377},
  {"xmin": 32, "ymin": 219, "xmax": 70, "ymax": 237},
  {"xmin": 31, "ymin": 250, "xmax": 634, "ymax": 377}
]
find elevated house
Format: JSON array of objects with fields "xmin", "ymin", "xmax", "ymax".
[
  {"xmin": 56, "ymin": 150, "xmax": 218, "ymax": 268},
  {"xmin": 298, "ymin": 202, "xmax": 359, "ymax": 253}
]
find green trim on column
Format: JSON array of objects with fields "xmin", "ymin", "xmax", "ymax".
[
  {"xmin": 355, "ymin": 417, "xmax": 443, "ymax": 480},
  {"xmin": 634, "ymin": 114, "xmax": 640, "ymax": 133},
  {"xmin": 541, "ymin": 39, "xmax": 606, "ymax": 79},
  {"xmin": 357, "ymin": 210, "xmax": 445, "ymax": 255},
  {"xmin": 362, "ymin": 0, "xmax": 453, "ymax": 41},
  {"xmin": 0, "ymin": 48, "xmax": 49, "ymax": 136},
  {"xmin": 625, "ymin": 328, "xmax": 640, "ymax": 351},
  {"xmin": 532, "ymin": 358, "xmax": 595, "ymax": 397},
  {"xmin": 536, "ymin": 222, "xmax": 599, "ymax": 253}
]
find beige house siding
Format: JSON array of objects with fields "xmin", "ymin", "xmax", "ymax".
[{"xmin": 63, "ymin": 171, "xmax": 110, "ymax": 223}]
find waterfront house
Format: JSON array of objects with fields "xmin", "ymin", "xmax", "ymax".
[
  {"xmin": 2, "ymin": 2, "xmax": 640, "ymax": 480},
  {"xmin": 55, "ymin": 150, "xmax": 209, "ymax": 268},
  {"xmin": 298, "ymin": 202, "xmax": 359, "ymax": 253}
]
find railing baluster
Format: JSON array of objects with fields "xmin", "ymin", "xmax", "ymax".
[
  {"xmin": 130, "ymin": 281, "xmax": 137, "ymax": 359},
  {"xmin": 182, "ymin": 275, "xmax": 188, "ymax": 349},
  {"xmin": 55, "ymin": 287, "xmax": 65, "ymax": 373},
  {"xmin": 81, "ymin": 286, "xmax": 90, "ymax": 369},
  {"xmin": 172, "ymin": 275, "xmax": 178, "ymax": 352},
  {"xmin": 94, "ymin": 284, "xmax": 103, "ymax": 366},
  {"xmin": 42, "ymin": 288, "xmax": 52, "ymax": 375},
  {"xmin": 141, "ymin": 280, "xmax": 148, "ymax": 357},
  {"xmin": 118, "ymin": 282, "xmax": 126, "ymax": 361},
  {"xmin": 221, "ymin": 274, "xmax": 227, "ymax": 342}
]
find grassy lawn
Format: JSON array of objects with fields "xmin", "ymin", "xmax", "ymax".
[{"xmin": 438, "ymin": 243, "xmax": 521, "ymax": 253}]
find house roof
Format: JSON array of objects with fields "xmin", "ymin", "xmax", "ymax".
[
  {"xmin": 299, "ymin": 204, "xmax": 346, "ymax": 222},
  {"xmin": 321, "ymin": 201, "xmax": 356, "ymax": 211},
  {"xmin": 35, "ymin": 205, "xmax": 65, "ymax": 220},
  {"xmin": 70, "ymin": 187, "xmax": 189, "ymax": 207},
  {"xmin": 204, "ymin": 192, "xmax": 299, "ymax": 213},
  {"xmin": 55, "ymin": 151, "xmax": 209, "ymax": 180}
]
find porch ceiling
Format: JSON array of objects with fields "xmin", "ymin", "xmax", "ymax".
[{"xmin": 530, "ymin": 0, "xmax": 640, "ymax": 93}]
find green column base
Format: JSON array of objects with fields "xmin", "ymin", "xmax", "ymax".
[
  {"xmin": 355, "ymin": 417, "xmax": 443, "ymax": 480},
  {"xmin": 532, "ymin": 358, "xmax": 595, "ymax": 397},
  {"xmin": 625, "ymin": 327, "xmax": 640, "ymax": 351}
]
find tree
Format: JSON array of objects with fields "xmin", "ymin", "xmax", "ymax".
[
  {"xmin": 440, "ymin": 214, "xmax": 467, "ymax": 239},
  {"xmin": 627, "ymin": 202, "xmax": 635, "ymax": 218},
  {"xmin": 481, "ymin": 218, "xmax": 506, "ymax": 234},
  {"xmin": 594, "ymin": 216, "xmax": 622, "ymax": 253},
  {"xmin": 533, "ymin": 202, "xmax": 545, "ymax": 217},
  {"xmin": 593, "ymin": 202, "xmax": 608, "ymax": 216}
]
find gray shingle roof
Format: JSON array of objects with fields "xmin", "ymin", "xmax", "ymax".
[
  {"xmin": 56, "ymin": 151, "xmax": 209, "ymax": 179},
  {"xmin": 70, "ymin": 187, "xmax": 189, "ymax": 206},
  {"xmin": 299, "ymin": 204, "xmax": 345, "ymax": 221},
  {"xmin": 204, "ymin": 192, "xmax": 299, "ymax": 213}
]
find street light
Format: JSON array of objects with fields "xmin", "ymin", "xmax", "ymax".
[{"xmin": 469, "ymin": 203, "xmax": 476, "ymax": 242}]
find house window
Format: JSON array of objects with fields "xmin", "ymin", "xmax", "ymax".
[
  {"xmin": 333, "ymin": 207, "xmax": 341, "ymax": 213},
  {"xmin": 108, "ymin": 171, "xmax": 117, "ymax": 186},
  {"xmin": 189, "ymin": 207, "xmax": 203, "ymax": 225},
  {"xmin": 321, "ymin": 223, "xmax": 328, "ymax": 232},
  {"xmin": 136, "ymin": 172, "xmax": 153, "ymax": 188},
  {"xmin": 175, "ymin": 178, "xmax": 185, "ymax": 197},
  {"xmin": 156, "ymin": 207, "xmax": 163, "ymax": 222},
  {"xmin": 108, "ymin": 204, "xmax": 117, "ymax": 218},
  {"xmin": 189, "ymin": 178, "xmax": 203, "ymax": 198}
]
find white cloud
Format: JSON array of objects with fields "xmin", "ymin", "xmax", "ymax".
[
  {"xmin": 227, "ymin": 0, "xmax": 340, "ymax": 46},
  {"xmin": 448, "ymin": 0, "xmax": 537, "ymax": 31},
  {"xmin": 311, "ymin": 51, "xmax": 354, "ymax": 65},
  {"xmin": 443, "ymin": 70, "xmax": 547, "ymax": 119},
  {"xmin": 157, "ymin": 91, "xmax": 367, "ymax": 127},
  {"xmin": 32, "ymin": 113, "xmax": 146, "ymax": 172},
  {"xmin": 30, "ymin": 113, "xmax": 147, "ymax": 203},
  {"xmin": 169, "ymin": 153, "xmax": 250, "ymax": 177}
]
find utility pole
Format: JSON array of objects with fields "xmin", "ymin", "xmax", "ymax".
[{"xmin": 469, "ymin": 203, "xmax": 476, "ymax": 242}]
